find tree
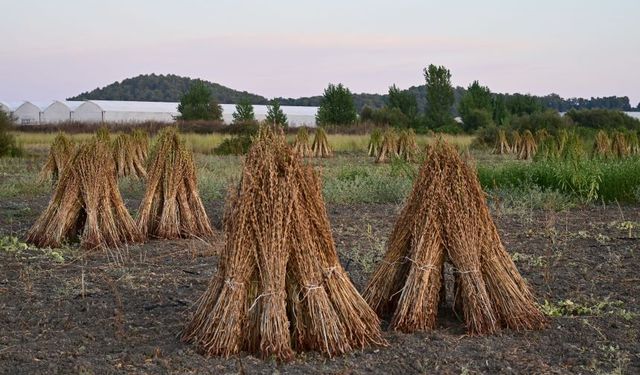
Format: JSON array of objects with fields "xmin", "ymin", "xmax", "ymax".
[
  {"xmin": 265, "ymin": 99, "xmax": 288, "ymax": 125},
  {"xmin": 424, "ymin": 64, "xmax": 455, "ymax": 128},
  {"xmin": 492, "ymin": 94, "xmax": 509, "ymax": 126},
  {"xmin": 178, "ymin": 81, "xmax": 223, "ymax": 121},
  {"xmin": 316, "ymin": 83, "xmax": 357, "ymax": 126},
  {"xmin": 458, "ymin": 81, "xmax": 494, "ymax": 131},
  {"xmin": 388, "ymin": 84, "xmax": 417, "ymax": 119},
  {"xmin": 232, "ymin": 99, "xmax": 256, "ymax": 124},
  {"xmin": 504, "ymin": 94, "xmax": 544, "ymax": 116}
]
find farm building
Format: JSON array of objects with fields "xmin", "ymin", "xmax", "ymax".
[
  {"xmin": 74, "ymin": 100, "xmax": 179, "ymax": 123},
  {"xmin": 1, "ymin": 99, "xmax": 318, "ymax": 126},
  {"xmin": 41, "ymin": 101, "xmax": 84, "ymax": 123}
]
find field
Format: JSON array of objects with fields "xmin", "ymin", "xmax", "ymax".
[{"xmin": 1, "ymin": 132, "xmax": 639, "ymax": 374}]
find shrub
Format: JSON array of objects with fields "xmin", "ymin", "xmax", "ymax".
[
  {"xmin": 0, "ymin": 111, "xmax": 22, "ymax": 157},
  {"xmin": 213, "ymin": 136, "xmax": 253, "ymax": 155},
  {"xmin": 565, "ymin": 109, "xmax": 640, "ymax": 130}
]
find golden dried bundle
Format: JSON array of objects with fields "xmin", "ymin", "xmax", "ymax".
[
  {"xmin": 375, "ymin": 128, "xmax": 398, "ymax": 163},
  {"xmin": 517, "ymin": 130, "xmax": 537, "ymax": 160},
  {"xmin": 137, "ymin": 127, "xmax": 213, "ymax": 239},
  {"xmin": 292, "ymin": 127, "xmax": 312, "ymax": 157},
  {"xmin": 27, "ymin": 138, "xmax": 142, "ymax": 250},
  {"xmin": 39, "ymin": 132, "xmax": 75, "ymax": 183},
  {"xmin": 112, "ymin": 133, "xmax": 147, "ymax": 179},
  {"xmin": 363, "ymin": 141, "xmax": 546, "ymax": 334},
  {"xmin": 611, "ymin": 131, "xmax": 629, "ymax": 158},
  {"xmin": 132, "ymin": 129, "xmax": 150, "ymax": 163},
  {"xmin": 535, "ymin": 128, "xmax": 550, "ymax": 143},
  {"xmin": 368, "ymin": 128, "xmax": 383, "ymax": 157},
  {"xmin": 311, "ymin": 127, "xmax": 332, "ymax": 158},
  {"xmin": 592, "ymin": 130, "xmax": 611, "ymax": 158},
  {"xmin": 493, "ymin": 129, "xmax": 509, "ymax": 155},
  {"xmin": 627, "ymin": 132, "xmax": 640, "ymax": 156},
  {"xmin": 509, "ymin": 130, "xmax": 521, "ymax": 155},
  {"xmin": 183, "ymin": 126, "xmax": 384, "ymax": 361},
  {"xmin": 397, "ymin": 129, "xmax": 418, "ymax": 162}
]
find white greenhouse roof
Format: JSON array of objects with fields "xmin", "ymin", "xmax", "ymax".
[
  {"xmin": 88, "ymin": 100, "xmax": 179, "ymax": 113},
  {"xmin": 0, "ymin": 101, "xmax": 24, "ymax": 111}
]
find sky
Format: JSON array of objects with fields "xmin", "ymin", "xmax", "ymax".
[{"xmin": 1, "ymin": 0, "xmax": 639, "ymax": 105}]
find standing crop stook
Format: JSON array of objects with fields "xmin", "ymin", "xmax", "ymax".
[{"xmin": 364, "ymin": 141, "xmax": 546, "ymax": 334}]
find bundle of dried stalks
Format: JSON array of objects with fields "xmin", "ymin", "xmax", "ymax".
[
  {"xmin": 132, "ymin": 129, "xmax": 150, "ymax": 163},
  {"xmin": 112, "ymin": 133, "xmax": 147, "ymax": 179},
  {"xmin": 397, "ymin": 129, "xmax": 418, "ymax": 162},
  {"xmin": 183, "ymin": 127, "xmax": 384, "ymax": 361},
  {"xmin": 292, "ymin": 127, "xmax": 312, "ymax": 157},
  {"xmin": 612, "ymin": 132, "xmax": 629, "ymax": 158},
  {"xmin": 375, "ymin": 129, "xmax": 398, "ymax": 163},
  {"xmin": 535, "ymin": 129, "xmax": 550, "ymax": 143},
  {"xmin": 27, "ymin": 138, "xmax": 142, "ymax": 250},
  {"xmin": 517, "ymin": 130, "xmax": 537, "ymax": 160},
  {"xmin": 363, "ymin": 141, "xmax": 546, "ymax": 334},
  {"xmin": 593, "ymin": 131, "xmax": 611, "ymax": 159},
  {"xmin": 509, "ymin": 131, "xmax": 521, "ymax": 154},
  {"xmin": 39, "ymin": 133, "xmax": 75, "ymax": 184},
  {"xmin": 311, "ymin": 127, "xmax": 332, "ymax": 158},
  {"xmin": 368, "ymin": 128, "xmax": 383, "ymax": 157},
  {"xmin": 493, "ymin": 129, "xmax": 509, "ymax": 155},
  {"xmin": 137, "ymin": 128, "xmax": 213, "ymax": 239},
  {"xmin": 627, "ymin": 132, "xmax": 640, "ymax": 156}
]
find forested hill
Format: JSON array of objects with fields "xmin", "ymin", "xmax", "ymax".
[
  {"xmin": 68, "ymin": 74, "xmax": 270, "ymax": 104},
  {"xmin": 68, "ymin": 73, "xmax": 638, "ymax": 112}
]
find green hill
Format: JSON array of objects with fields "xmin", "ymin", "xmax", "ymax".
[{"xmin": 68, "ymin": 74, "xmax": 269, "ymax": 104}]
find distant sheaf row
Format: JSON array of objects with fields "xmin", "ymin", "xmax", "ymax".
[{"xmin": 0, "ymin": 100, "xmax": 318, "ymax": 126}]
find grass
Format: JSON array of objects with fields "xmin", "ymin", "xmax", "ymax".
[{"xmin": 3, "ymin": 131, "xmax": 640, "ymax": 206}]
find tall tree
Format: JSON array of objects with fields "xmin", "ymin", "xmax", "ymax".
[
  {"xmin": 424, "ymin": 64, "xmax": 455, "ymax": 128},
  {"xmin": 458, "ymin": 80, "xmax": 494, "ymax": 131},
  {"xmin": 387, "ymin": 84, "xmax": 418, "ymax": 119},
  {"xmin": 232, "ymin": 99, "xmax": 256, "ymax": 124},
  {"xmin": 177, "ymin": 81, "xmax": 222, "ymax": 121},
  {"xmin": 316, "ymin": 83, "xmax": 357, "ymax": 126},
  {"xmin": 265, "ymin": 99, "xmax": 288, "ymax": 125}
]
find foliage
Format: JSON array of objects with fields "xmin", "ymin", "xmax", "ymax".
[
  {"xmin": 459, "ymin": 81, "xmax": 493, "ymax": 131},
  {"xmin": 423, "ymin": 64, "xmax": 455, "ymax": 128},
  {"xmin": 316, "ymin": 83, "xmax": 357, "ymax": 126},
  {"xmin": 503, "ymin": 93, "xmax": 544, "ymax": 115},
  {"xmin": 232, "ymin": 99, "xmax": 256, "ymax": 124},
  {"xmin": 0, "ymin": 110, "xmax": 22, "ymax": 157},
  {"xmin": 178, "ymin": 81, "xmax": 224, "ymax": 121},
  {"xmin": 213, "ymin": 136, "xmax": 253, "ymax": 155},
  {"xmin": 69, "ymin": 73, "xmax": 268, "ymax": 104},
  {"xmin": 265, "ymin": 99, "xmax": 288, "ymax": 126},
  {"xmin": 387, "ymin": 84, "xmax": 418, "ymax": 119},
  {"xmin": 509, "ymin": 110, "xmax": 571, "ymax": 133},
  {"xmin": 360, "ymin": 106, "xmax": 412, "ymax": 128},
  {"xmin": 565, "ymin": 109, "xmax": 640, "ymax": 130}
]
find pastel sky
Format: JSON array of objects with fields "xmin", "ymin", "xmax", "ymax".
[{"xmin": 1, "ymin": 0, "xmax": 639, "ymax": 104}]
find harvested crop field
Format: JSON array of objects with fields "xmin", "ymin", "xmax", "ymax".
[{"xmin": 1, "ymin": 196, "xmax": 638, "ymax": 374}]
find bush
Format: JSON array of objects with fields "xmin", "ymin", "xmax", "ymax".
[
  {"xmin": 471, "ymin": 124, "xmax": 499, "ymax": 149},
  {"xmin": 565, "ymin": 109, "xmax": 640, "ymax": 130},
  {"xmin": 509, "ymin": 110, "xmax": 571, "ymax": 134},
  {"xmin": 213, "ymin": 136, "xmax": 253, "ymax": 155},
  {"xmin": 0, "ymin": 111, "xmax": 22, "ymax": 157},
  {"xmin": 462, "ymin": 108, "xmax": 494, "ymax": 132}
]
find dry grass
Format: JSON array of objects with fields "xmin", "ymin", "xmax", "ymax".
[
  {"xmin": 137, "ymin": 128, "xmax": 213, "ymax": 239},
  {"xmin": 26, "ymin": 137, "xmax": 143, "ymax": 250},
  {"xmin": 183, "ymin": 126, "xmax": 384, "ymax": 361},
  {"xmin": 363, "ymin": 141, "xmax": 546, "ymax": 334}
]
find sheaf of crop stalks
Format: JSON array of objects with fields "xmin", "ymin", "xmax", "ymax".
[
  {"xmin": 494, "ymin": 129, "xmax": 510, "ymax": 155},
  {"xmin": 39, "ymin": 132, "xmax": 75, "ymax": 184},
  {"xmin": 612, "ymin": 131, "xmax": 630, "ymax": 159},
  {"xmin": 292, "ymin": 127, "xmax": 312, "ymax": 157},
  {"xmin": 592, "ymin": 130, "xmax": 611, "ymax": 159},
  {"xmin": 182, "ymin": 126, "xmax": 385, "ymax": 362},
  {"xmin": 137, "ymin": 127, "xmax": 213, "ymax": 239},
  {"xmin": 363, "ymin": 141, "xmax": 546, "ymax": 334},
  {"xmin": 518, "ymin": 130, "xmax": 537, "ymax": 160},
  {"xmin": 375, "ymin": 128, "xmax": 398, "ymax": 163},
  {"xmin": 368, "ymin": 128, "xmax": 383, "ymax": 157},
  {"xmin": 27, "ymin": 138, "xmax": 142, "ymax": 250},
  {"xmin": 397, "ymin": 129, "xmax": 418, "ymax": 162},
  {"xmin": 510, "ymin": 130, "xmax": 522, "ymax": 155},
  {"xmin": 311, "ymin": 127, "xmax": 332, "ymax": 158}
]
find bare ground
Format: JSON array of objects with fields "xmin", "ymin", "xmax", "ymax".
[{"xmin": 0, "ymin": 197, "xmax": 639, "ymax": 374}]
